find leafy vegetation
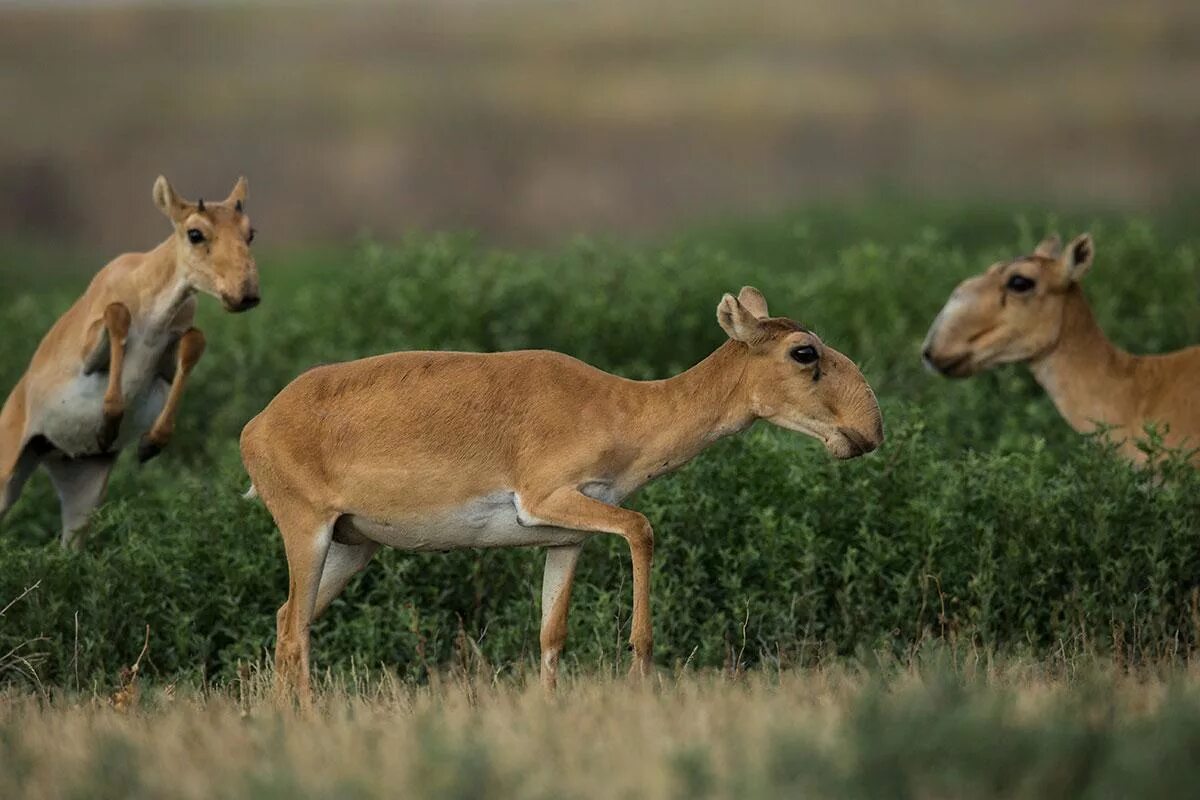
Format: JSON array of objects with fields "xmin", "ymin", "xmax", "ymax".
[{"xmin": 2, "ymin": 206, "xmax": 1199, "ymax": 689}]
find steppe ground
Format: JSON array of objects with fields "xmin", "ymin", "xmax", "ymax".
[{"xmin": 5, "ymin": 657, "xmax": 1200, "ymax": 799}]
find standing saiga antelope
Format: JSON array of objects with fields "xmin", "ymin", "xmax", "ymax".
[
  {"xmin": 923, "ymin": 233, "xmax": 1200, "ymax": 464},
  {"xmin": 0, "ymin": 176, "xmax": 260, "ymax": 548},
  {"xmin": 241, "ymin": 287, "xmax": 883, "ymax": 705}
]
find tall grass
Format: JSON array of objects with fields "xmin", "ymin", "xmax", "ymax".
[
  {"xmin": 3, "ymin": 658, "xmax": 1200, "ymax": 799},
  {"xmin": 1, "ymin": 206, "xmax": 1199, "ymax": 689}
]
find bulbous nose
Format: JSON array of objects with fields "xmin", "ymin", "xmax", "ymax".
[
  {"xmin": 232, "ymin": 293, "xmax": 260, "ymax": 312},
  {"xmin": 223, "ymin": 290, "xmax": 260, "ymax": 312},
  {"xmin": 838, "ymin": 425, "xmax": 881, "ymax": 457},
  {"xmin": 225, "ymin": 271, "xmax": 261, "ymax": 312},
  {"xmin": 923, "ymin": 347, "xmax": 971, "ymax": 377}
]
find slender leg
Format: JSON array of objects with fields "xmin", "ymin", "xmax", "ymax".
[
  {"xmin": 272, "ymin": 503, "xmax": 334, "ymax": 711},
  {"xmin": 0, "ymin": 376, "xmax": 30, "ymax": 497},
  {"xmin": 82, "ymin": 303, "xmax": 131, "ymax": 453},
  {"xmin": 138, "ymin": 328, "xmax": 206, "ymax": 463},
  {"xmin": 1, "ymin": 437, "xmax": 51, "ymax": 523},
  {"xmin": 522, "ymin": 489, "xmax": 655, "ymax": 679},
  {"xmin": 540, "ymin": 543, "xmax": 583, "ymax": 691},
  {"xmin": 312, "ymin": 537, "xmax": 380, "ymax": 620},
  {"xmin": 42, "ymin": 452, "xmax": 117, "ymax": 550}
]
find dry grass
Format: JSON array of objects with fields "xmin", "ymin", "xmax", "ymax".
[{"xmin": 2, "ymin": 657, "xmax": 1199, "ymax": 799}]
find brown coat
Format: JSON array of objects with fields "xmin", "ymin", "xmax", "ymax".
[
  {"xmin": 242, "ymin": 287, "xmax": 884, "ymax": 705},
  {"xmin": 923, "ymin": 233, "xmax": 1200, "ymax": 463},
  {"xmin": 0, "ymin": 176, "xmax": 258, "ymax": 548}
]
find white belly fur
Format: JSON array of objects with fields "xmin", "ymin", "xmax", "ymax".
[
  {"xmin": 340, "ymin": 490, "xmax": 599, "ymax": 552},
  {"xmin": 33, "ymin": 336, "xmax": 170, "ymax": 457}
]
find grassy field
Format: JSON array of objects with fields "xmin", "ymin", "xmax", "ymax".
[
  {"xmin": 1, "ymin": 204, "xmax": 1199, "ymax": 795},
  {"xmin": 4, "ymin": 659, "xmax": 1200, "ymax": 799}
]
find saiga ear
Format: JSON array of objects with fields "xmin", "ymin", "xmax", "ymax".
[
  {"xmin": 736, "ymin": 286, "xmax": 770, "ymax": 319},
  {"xmin": 1033, "ymin": 234, "xmax": 1062, "ymax": 259},
  {"xmin": 1060, "ymin": 233, "xmax": 1095, "ymax": 283},
  {"xmin": 152, "ymin": 176, "xmax": 190, "ymax": 223},
  {"xmin": 225, "ymin": 176, "xmax": 248, "ymax": 210},
  {"xmin": 717, "ymin": 292, "xmax": 767, "ymax": 344}
]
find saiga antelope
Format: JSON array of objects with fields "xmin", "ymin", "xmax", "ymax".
[
  {"xmin": 0, "ymin": 176, "xmax": 260, "ymax": 548},
  {"xmin": 923, "ymin": 233, "xmax": 1200, "ymax": 464},
  {"xmin": 241, "ymin": 287, "xmax": 883, "ymax": 705}
]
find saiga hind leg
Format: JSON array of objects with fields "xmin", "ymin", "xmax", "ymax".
[
  {"xmin": 311, "ymin": 531, "xmax": 380, "ymax": 621},
  {"xmin": 81, "ymin": 303, "xmax": 132, "ymax": 452},
  {"xmin": 1, "ymin": 439, "xmax": 53, "ymax": 525},
  {"xmin": 1, "ymin": 377, "xmax": 46, "ymax": 523},
  {"xmin": 270, "ymin": 500, "xmax": 335, "ymax": 712},
  {"xmin": 540, "ymin": 543, "xmax": 583, "ymax": 691},
  {"xmin": 42, "ymin": 452, "xmax": 117, "ymax": 550},
  {"xmin": 138, "ymin": 327, "xmax": 206, "ymax": 463}
]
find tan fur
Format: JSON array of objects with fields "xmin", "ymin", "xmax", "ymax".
[
  {"xmin": 242, "ymin": 287, "xmax": 884, "ymax": 706},
  {"xmin": 923, "ymin": 234, "xmax": 1200, "ymax": 464},
  {"xmin": 0, "ymin": 176, "xmax": 259, "ymax": 548}
]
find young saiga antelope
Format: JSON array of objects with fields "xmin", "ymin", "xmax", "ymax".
[
  {"xmin": 242, "ymin": 287, "xmax": 883, "ymax": 705},
  {"xmin": 923, "ymin": 234, "xmax": 1200, "ymax": 464},
  {"xmin": 0, "ymin": 176, "xmax": 260, "ymax": 548}
]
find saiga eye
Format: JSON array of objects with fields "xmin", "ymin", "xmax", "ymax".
[
  {"xmin": 1006, "ymin": 274, "xmax": 1035, "ymax": 293},
  {"xmin": 790, "ymin": 345, "xmax": 818, "ymax": 365}
]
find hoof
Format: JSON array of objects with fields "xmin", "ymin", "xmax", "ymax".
[
  {"xmin": 137, "ymin": 437, "xmax": 163, "ymax": 463},
  {"xmin": 97, "ymin": 414, "xmax": 121, "ymax": 452}
]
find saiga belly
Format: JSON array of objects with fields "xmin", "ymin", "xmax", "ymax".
[
  {"xmin": 32, "ymin": 336, "xmax": 171, "ymax": 457},
  {"xmin": 337, "ymin": 490, "xmax": 605, "ymax": 552}
]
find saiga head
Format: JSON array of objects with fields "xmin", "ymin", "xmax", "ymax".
[
  {"xmin": 153, "ymin": 175, "xmax": 260, "ymax": 312},
  {"xmin": 718, "ymin": 286, "xmax": 884, "ymax": 459},
  {"xmin": 922, "ymin": 234, "xmax": 1095, "ymax": 377}
]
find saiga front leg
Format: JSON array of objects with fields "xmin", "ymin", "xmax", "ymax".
[
  {"xmin": 138, "ymin": 327, "xmax": 206, "ymax": 463},
  {"xmin": 81, "ymin": 303, "xmax": 131, "ymax": 452},
  {"xmin": 523, "ymin": 490, "xmax": 655, "ymax": 680}
]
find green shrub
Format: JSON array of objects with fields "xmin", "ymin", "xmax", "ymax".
[{"xmin": 1, "ymin": 206, "xmax": 1198, "ymax": 687}]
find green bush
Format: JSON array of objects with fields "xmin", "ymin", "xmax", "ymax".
[{"xmin": 1, "ymin": 206, "xmax": 1198, "ymax": 687}]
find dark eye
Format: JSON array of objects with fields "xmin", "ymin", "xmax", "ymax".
[
  {"xmin": 247, "ymin": 228, "xmax": 256, "ymax": 244},
  {"xmin": 790, "ymin": 345, "xmax": 818, "ymax": 365},
  {"xmin": 186, "ymin": 228, "xmax": 205, "ymax": 245},
  {"xmin": 1006, "ymin": 274, "xmax": 1035, "ymax": 293}
]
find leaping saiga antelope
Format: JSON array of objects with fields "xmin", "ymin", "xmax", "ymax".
[
  {"xmin": 0, "ymin": 176, "xmax": 260, "ymax": 548},
  {"xmin": 241, "ymin": 287, "xmax": 883, "ymax": 704},
  {"xmin": 923, "ymin": 233, "xmax": 1200, "ymax": 465}
]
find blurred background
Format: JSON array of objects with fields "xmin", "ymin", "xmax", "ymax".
[{"xmin": 1, "ymin": 0, "xmax": 1198, "ymax": 252}]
